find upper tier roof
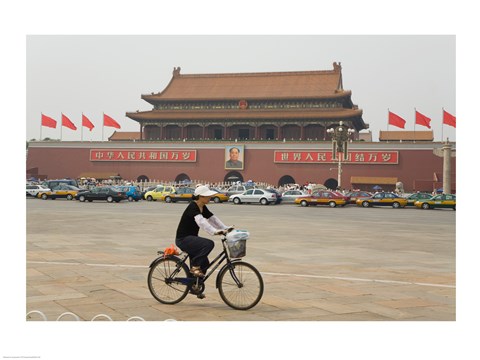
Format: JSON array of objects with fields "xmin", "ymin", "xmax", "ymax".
[{"xmin": 142, "ymin": 62, "xmax": 347, "ymax": 103}]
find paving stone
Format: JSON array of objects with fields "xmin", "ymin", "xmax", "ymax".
[
  {"xmin": 313, "ymin": 301, "xmax": 364, "ymax": 315},
  {"xmin": 26, "ymin": 201, "xmax": 456, "ymax": 321},
  {"xmin": 376, "ymin": 298, "xmax": 441, "ymax": 309}
]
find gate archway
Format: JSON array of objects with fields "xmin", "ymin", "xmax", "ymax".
[
  {"xmin": 175, "ymin": 173, "xmax": 191, "ymax": 183},
  {"xmin": 278, "ymin": 175, "xmax": 295, "ymax": 187},
  {"xmin": 137, "ymin": 175, "xmax": 149, "ymax": 182},
  {"xmin": 324, "ymin": 178, "xmax": 338, "ymax": 190},
  {"xmin": 224, "ymin": 171, "xmax": 243, "ymax": 183}
]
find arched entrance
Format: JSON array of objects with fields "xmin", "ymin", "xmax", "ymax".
[
  {"xmin": 324, "ymin": 178, "xmax": 338, "ymax": 190},
  {"xmin": 137, "ymin": 175, "xmax": 149, "ymax": 182},
  {"xmin": 175, "ymin": 173, "xmax": 191, "ymax": 183},
  {"xmin": 278, "ymin": 175, "xmax": 295, "ymax": 187},
  {"xmin": 224, "ymin": 171, "xmax": 243, "ymax": 183}
]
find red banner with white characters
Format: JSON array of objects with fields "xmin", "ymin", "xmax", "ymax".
[
  {"xmin": 90, "ymin": 149, "xmax": 197, "ymax": 162},
  {"xmin": 274, "ymin": 150, "xmax": 398, "ymax": 164}
]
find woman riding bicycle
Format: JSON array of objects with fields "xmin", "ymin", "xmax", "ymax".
[
  {"xmin": 149, "ymin": 184, "xmax": 263, "ymax": 309},
  {"xmin": 175, "ymin": 185, "xmax": 231, "ymax": 278}
]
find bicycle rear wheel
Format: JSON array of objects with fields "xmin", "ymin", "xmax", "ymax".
[
  {"xmin": 218, "ymin": 261, "xmax": 264, "ymax": 310},
  {"xmin": 148, "ymin": 257, "xmax": 190, "ymax": 304}
]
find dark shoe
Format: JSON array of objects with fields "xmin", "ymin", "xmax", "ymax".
[
  {"xmin": 190, "ymin": 266, "xmax": 205, "ymax": 278},
  {"xmin": 196, "ymin": 293, "xmax": 206, "ymax": 299}
]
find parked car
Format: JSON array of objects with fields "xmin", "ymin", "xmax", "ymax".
[
  {"xmin": 332, "ymin": 191, "xmax": 351, "ymax": 204},
  {"xmin": 294, "ymin": 190, "xmax": 347, "ymax": 207},
  {"xmin": 225, "ymin": 184, "xmax": 256, "ymax": 197},
  {"xmin": 115, "ymin": 185, "xmax": 142, "ymax": 202},
  {"xmin": 229, "ymin": 188, "xmax": 278, "ymax": 205},
  {"xmin": 356, "ymin": 192, "xmax": 407, "ymax": 208},
  {"xmin": 209, "ymin": 187, "xmax": 230, "ymax": 203},
  {"xmin": 162, "ymin": 187, "xmax": 196, "ymax": 203},
  {"xmin": 414, "ymin": 194, "xmax": 456, "ymax": 210},
  {"xmin": 26, "ymin": 184, "xmax": 51, "ymax": 198},
  {"xmin": 144, "ymin": 185, "xmax": 175, "ymax": 201},
  {"xmin": 75, "ymin": 186, "xmax": 127, "ymax": 203},
  {"xmin": 41, "ymin": 179, "xmax": 79, "ymax": 190},
  {"xmin": 266, "ymin": 188, "xmax": 282, "ymax": 204},
  {"xmin": 141, "ymin": 186, "xmax": 157, "ymax": 200},
  {"xmin": 281, "ymin": 190, "xmax": 309, "ymax": 203},
  {"xmin": 345, "ymin": 191, "xmax": 372, "ymax": 204},
  {"xmin": 404, "ymin": 192, "xmax": 432, "ymax": 206},
  {"xmin": 38, "ymin": 184, "xmax": 83, "ymax": 200}
]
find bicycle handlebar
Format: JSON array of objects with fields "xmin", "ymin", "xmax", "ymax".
[{"xmin": 216, "ymin": 226, "xmax": 235, "ymax": 236}]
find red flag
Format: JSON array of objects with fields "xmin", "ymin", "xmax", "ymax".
[
  {"xmin": 388, "ymin": 111, "xmax": 406, "ymax": 129},
  {"xmin": 61, "ymin": 113, "xmax": 77, "ymax": 130},
  {"xmin": 41, "ymin": 114, "xmax": 57, "ymax": 128},
  {"xmin": 103, "ymin": 113, "xmax": 121, "ymax": 129},
  {"xmin": 82, "ymin": 114, "xmax": 95, "ymax": 131},
  {"xmin": 415, "ymin": 110, "xmax": 431, "ymax": 129},
  {"xmin": 443, "ymin": 110, "xmax": 456, "ymax": 128}
]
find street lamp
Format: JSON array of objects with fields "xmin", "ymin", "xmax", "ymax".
[{"xmin": 326, "ymin": 121, "xmax": 355, "ymax": 190}]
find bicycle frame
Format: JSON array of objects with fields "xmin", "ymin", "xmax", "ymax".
[{"xmin": 151, "ymin": 236, "xmax": 242, "ymax": 289}]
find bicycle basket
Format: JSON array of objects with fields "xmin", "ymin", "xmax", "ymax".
[{"xmin": 226, "ymin": 230, "xmax": 249, "ymax": 258}]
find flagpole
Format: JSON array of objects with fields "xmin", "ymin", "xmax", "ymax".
[
  {"xmin": 386, "ymin": 109, "xmax": 389, "ymax": 143},
  {"xmin": 102, "ymin": 112, "xmax": 104, "ymax": 142},
  {"xmin": 387, "ymin": 108, "xmax": 389, "ymax": 131},
  {"xmin": 413, "ymin": 108, "xmax": 416, "ymax": 143},
  {"xmin": 40, "ymin": 112, "xmax": 42, "ymax": 141},
  {"xmin": 81, "ymin": 113, "xmax": 84, "ymax": 142},
  {"xmin": 441, "ymin": 107, "xmax": 444, "ymax": 142},
  {"xmin": 60, "ymin": 113, "xmax": 63, "ymax": 141}
]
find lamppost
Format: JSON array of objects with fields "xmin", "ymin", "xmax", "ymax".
[{"xmin": 326, "ymin": 121, "xmax": 355, "ymax": 190}]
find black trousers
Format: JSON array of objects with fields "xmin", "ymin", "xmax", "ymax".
[{"xmin": 176, "ymin": 235, "xmax": 214, "ymax": 272}]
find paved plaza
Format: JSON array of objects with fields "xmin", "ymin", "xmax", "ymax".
[{"xmin": 26, "ymin": 198, "xmax": 455, "ymax": 321}]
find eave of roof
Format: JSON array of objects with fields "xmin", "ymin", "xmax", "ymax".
[
  {"xmin": 126, "ymin": 108, "xmax": 363, "ymax": 121},
  {"xmin": 379, "ymin": 131, "xmax": 434, "ymax": 141},
  {"xmin": 142, "ymin": 91, "xmax": 352, "ymax": 103},
  {"xmin": 108, "ymin": 131, "xmax": 141, "ymax": 141}
]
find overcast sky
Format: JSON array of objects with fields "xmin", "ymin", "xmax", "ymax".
[{"xmin": 27, "ymin": 35, "xmax": 455, "ymax": 142}]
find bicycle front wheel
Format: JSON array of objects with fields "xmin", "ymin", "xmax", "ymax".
[
  {"xmin": 148, "ymin": 258, "xmax": 190, "ymax": 304},
  {"xmin": 218, "ymin": 261, "xmax": 264, "ymax": 310}
]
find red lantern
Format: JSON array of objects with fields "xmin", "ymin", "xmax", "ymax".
[{"xmin": 239, "ymin": 100, "xmax": 248, "ymax": 110}]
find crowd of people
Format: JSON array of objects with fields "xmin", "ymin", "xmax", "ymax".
[{"xmin": 28, "ymin": 176, "xmax": 420, "ymax": 195}]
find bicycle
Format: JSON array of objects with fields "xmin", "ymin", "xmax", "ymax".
[{"xmin": 147, "ymin": 229, "xmax": 264, "ymax": 310}]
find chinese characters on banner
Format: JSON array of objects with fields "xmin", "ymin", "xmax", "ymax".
[
  {"xmin": 90, "ymin": 149, "xmax": 397, "ymax": 164},
  {"xmin": 274, "ymin": 151, "xmax": 398, "ymax": 164},
  {"xmin": 90, "ymin": 149, "xmax": 197, "ymax": 162}
]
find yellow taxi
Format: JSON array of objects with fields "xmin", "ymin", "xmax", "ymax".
[
  {"xmin": 210, "ymin": 187, "xmax": 229, "ymax": 203},
  {"xmin": 161, "ymin": 187, "xmax": 196, "ymax": 203},
  {"xmin": 356, "ymin": 192, "xmax": 407, "ymax": 208},
  {"xmin": 414, "ymin": 194, "xmax": 456, "ymax": 210},
  {"xmin": 144, "ymin": 185, "xmax": 175, "ymax": 201},
  {"xmin": 37, "ymin": 184, "xmax": 81, "ymax": 200}
]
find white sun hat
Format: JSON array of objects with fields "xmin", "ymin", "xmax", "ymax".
[{"xmin": 194, "ymin": 185, "xmax": 218, "ymax": 197}]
